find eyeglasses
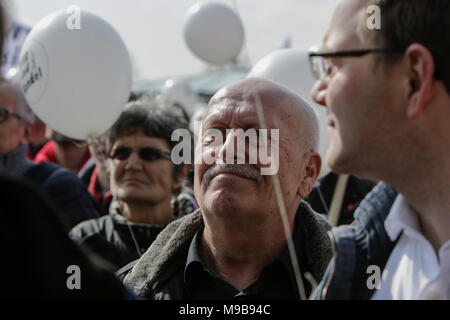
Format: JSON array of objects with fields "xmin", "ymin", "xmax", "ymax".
[
  {"xmin": 108, "ymin": 146, "xmax": 171, "ymax": 162},
  {"xmin": 0, "ymin": 106, "xmax": 23, "ymax": 124},
  {"xmin": 308, "ymin": 48, "xmax": 405, "ymax": 80}
]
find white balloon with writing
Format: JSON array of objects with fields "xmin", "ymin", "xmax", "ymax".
[{"xmin": 19, "ymin": 9, "xmax": 132, "ymax": 140}]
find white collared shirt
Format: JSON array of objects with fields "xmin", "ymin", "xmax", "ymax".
[{"xmin": 371, "ymin": 195, "xmax": 450, "ymax": 300}]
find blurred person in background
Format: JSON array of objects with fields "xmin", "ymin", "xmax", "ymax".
[
  {"xmin": 35, "ymin": 128, "xmax": 92, "ymax": 176},
  {"xmin": 26, "ymin": 114, "xmax": 48, "ymax": 159},
  {"xmin": 0, "ymin": 78, "xmax": 99, "ymax": 229}
]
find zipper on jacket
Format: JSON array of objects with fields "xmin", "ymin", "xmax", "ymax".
[{"xmin": 321, "ymin": 230, "xmax": 337, "ymax": 299}]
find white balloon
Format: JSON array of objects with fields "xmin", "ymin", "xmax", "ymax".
[
  {"xmin": 161, "ymin": 78, "xmax": 199, "ymax": 116},
  {"xmin": 184, "ymin": 2, "xmax": 244, "ymax": 65},
  {"xmin": 247, "ymin": 48, "xmax": 330, "ymax": 175},
  {"xmin": 19, "ymin": 10, "xmax": 132, "ymax": 140}
]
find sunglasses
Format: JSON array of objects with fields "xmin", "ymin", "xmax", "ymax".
[
  {"xmin": 108, "ymin": 146, "xmax": 171, "ymax": 162},
  {"xmin": 0, "ymin": 106, "xmax": 23, "ymax": 124}
]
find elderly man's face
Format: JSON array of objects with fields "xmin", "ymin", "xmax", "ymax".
[
  {"xmin": 0, "ymin": 86, "xmax": 27, "ymax": 154},
  {"xmin": 194, "ymin": 81, "xmax": 317, "ymax": 225},
  {"xmin": 311, "ymin": 0, "xmax": 404, "ymax": 176}
]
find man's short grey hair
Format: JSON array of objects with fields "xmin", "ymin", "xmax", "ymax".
[
  {"xmin": 1, "ymin": 77, "xmax": 35, "ymax": 124},
  {"xmin": 13, "ymin": 81, "xmax": 34, "ymax": 124}
]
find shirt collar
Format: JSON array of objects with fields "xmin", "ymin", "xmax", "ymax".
[
  {"xmin": 183, "ymin": 214, "xmax": 305, "ymax": 297},
  {"xmin": 275, "ymin": 216, "xmax": 304, "ymax": 289},
  {"xmin": 184, "ymin": 227, "xmax": 206, "ymax": 295},
  {"xmin": 385, "ymin": 194, "xmax": 421, "ymax": 242},
  {"xmin": 185, "ymin": 227, "xmax": 204, "ymax": 271}
]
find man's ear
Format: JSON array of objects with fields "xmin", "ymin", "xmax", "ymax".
[
  {"xmin": 403, "ymin": 43, "xmax": 435, "ymax": 119},
  {"xmin": 173, "ymin": 164, "xmax": 191, "ymax": 190},
  {"xmin": 297, "ymin": 151, "xmax": 321, "ymax": 198}
]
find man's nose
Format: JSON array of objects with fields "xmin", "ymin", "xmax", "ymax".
[
  {"xmin": 311, "ymin": 78, "xmax": 328, "ymax": 107},
  {"xmin": 217, "ymin": 131, "xmax": 245, "ymax": 164},
  {"xmin": 124, "ymin": 151, "xmax": 143, "ymax": 170}
]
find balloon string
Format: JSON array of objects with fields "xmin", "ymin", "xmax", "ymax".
[
  {"xmin": 252, "ymin": 92, "xmax": 307, "ymax": 300},
  {"xmin": 86, "ymin": 134, "xmax": 100, "ymax": 147}
]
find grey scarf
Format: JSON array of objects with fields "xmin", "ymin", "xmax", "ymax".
[{"xmin": 0, "ymin": 144, "xmax": 34, "ymax": 174}]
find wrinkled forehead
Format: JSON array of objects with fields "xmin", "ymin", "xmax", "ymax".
[
  {"xmin": 203, "ymin": 86, "xmax": 298, "ymax": 129},
  {"xmin": 323, "ymin": 0, "xmax": 369, "ymax": 50}
]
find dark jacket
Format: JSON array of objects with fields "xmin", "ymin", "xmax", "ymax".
[
  {"xmin": 122, "ymin": 201, "xmax": 333, "ymax": 300},
  {"xmin": 311, "ymin": 182, "xmax": 400, "ymax": 300},
  {"xmin": 0, "ymin": 172, "xmax": 131, "ymax": 299},
  {"xmin": 305, "ymin": 172, "xmax": 376, "ymax": 225},
  {"xmin": 70, "ymin": 200, "xmax": 166, "ymax": 270},
  {"xmin": 23, "ymin": 161, "xmax": 100, "ymax": 230},
  {"xmin": 1, "ymin": 144, "xmax": 100, "ymax": 230}
]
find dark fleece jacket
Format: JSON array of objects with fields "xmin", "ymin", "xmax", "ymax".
[{"xmin": 123, "ymin": 201, "xmax": 332, "ymax": 299}]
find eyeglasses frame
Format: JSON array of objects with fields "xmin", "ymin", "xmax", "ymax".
[
  {"xmin": 108, "ymin": 146, "xmax": 172, "ymax": 162},
  {"xmin": 0, "ymin": 105, "xmax": 24, "ymax": 124},
  {"xmin": 308, "ymin": 47, "xmax": 405, "ymax": 80}
]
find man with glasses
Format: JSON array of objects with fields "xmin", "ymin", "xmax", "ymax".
[
  {"xmin": 0, "ymin": 78, "xmax": 100, "ymax": 229},
  {"xmin": 309, "ymin": 0, "xmax": 450, "ymax": 299}
]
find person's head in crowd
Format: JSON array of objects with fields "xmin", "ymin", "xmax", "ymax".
[
  {"xmin": 0, "ymin": 78, "xmax": 34, "ymax": 155},
  {"xmin": 309, "ymin": 0, "xmax": 450, "ymax": 300},
  {"xmin": 195, "ymin": 78, "xmax": 321, "ymax": 236},
  {"xmin": 311, "ymin": 0, "xmax": 450, "ymax": 182},
  {"xmin": 122, "ymin": 78, "xmax": 331, "ymax": 300},
  {"xmin": 43, "ymin": 129, "xmax": 89, "ymax": 172},
  {"xmin": 70, "ymin": 96, "xmax": 195, "ymax": 270},
  {"xmin": 107, "ymin": 96, "xmax": 192, "ymax": 224},
  {"xmin": 0, "ymin": 78, "xmax": 100, "ymax": 230},
  {"xmin": 26, "ymin": 114, "xmax": 48, "ymax": 158}
]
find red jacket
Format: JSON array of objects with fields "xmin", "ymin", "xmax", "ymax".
[{"xmin": 34, "ymin": 140, "xmax": 91, "ymax": 175}]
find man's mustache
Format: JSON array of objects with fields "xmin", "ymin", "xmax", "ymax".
[{"xmin": 203, "ymin": 163, "xmax": 262, "ymax": 187}]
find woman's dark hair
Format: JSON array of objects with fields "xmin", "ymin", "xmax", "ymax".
[{"xmin": 108, "ymin": 95, "xmax": 193, "ymax": 178}]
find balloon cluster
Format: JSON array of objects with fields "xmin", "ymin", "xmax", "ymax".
[{"xmin": 17, "ymin": 2, "xmax": 328, "ymax": 174}]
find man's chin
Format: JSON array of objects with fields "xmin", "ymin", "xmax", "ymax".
[
  {"xmin": 203, "ymin": 193, "xmax": 251, "ymax": 216},
  {"xmin": 119, "ymin": 192, "xmax": 157, "ymax": 204},
  {"xmin": 325, "ymin": 149, "xmax": 352, "ymax": 175}
]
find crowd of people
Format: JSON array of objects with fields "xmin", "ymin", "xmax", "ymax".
[{"xmin": 1, "ymin": 0, "xmax": 449, "ymax": 300}]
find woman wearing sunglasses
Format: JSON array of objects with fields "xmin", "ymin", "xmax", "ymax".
[{"xmin": 70, "ymin": 97, "xmax": 196, "ymax": 271}]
